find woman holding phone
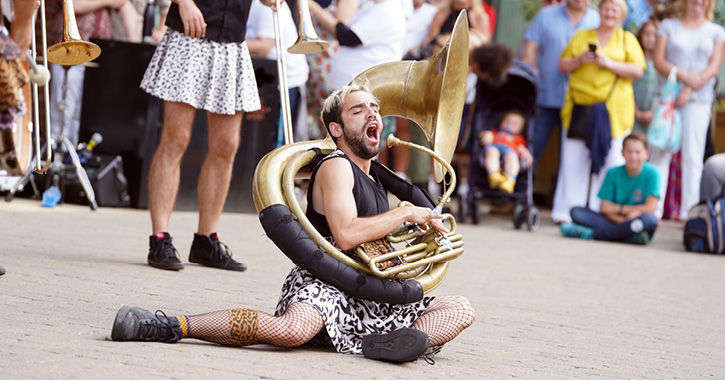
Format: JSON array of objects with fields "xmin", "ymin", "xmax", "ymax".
[{"xmin": 551, "ymin": 0, "xmax": 646, "ymax": 224}]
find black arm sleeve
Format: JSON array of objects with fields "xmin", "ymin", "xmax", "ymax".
[
  {"xmin": 371, "ymin": 160, "xmax": 436, "ymax": 209},
  {"xmin": 336, "ymin": 22, "xmax": 363, "ymax": 47},
  {"xmin": 259, "ymin": 204, "xmax": 424, "ymax": 304}
]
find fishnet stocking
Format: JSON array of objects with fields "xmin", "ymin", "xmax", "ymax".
[
  {"xmin": 412, "ymin": 295, "xmax": 475, "ymax": 347},
  {"xmin": 184, "ymin": 302, "xmax": 324, "ymax": 348}
]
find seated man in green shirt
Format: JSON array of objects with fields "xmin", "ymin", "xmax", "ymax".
[{"xmin": 561, "ymin": 132, "xmax": 659, "ymax": 245}]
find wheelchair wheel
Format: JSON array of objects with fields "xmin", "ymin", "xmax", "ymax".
[{"xmin": 526, "ymin": 207, "xmax": 540, "ymax": 231}]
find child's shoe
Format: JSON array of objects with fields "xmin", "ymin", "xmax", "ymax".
[
  {"xmin": 488, "ymin": 172, "xmax": 506, "ymax": 189},
  {"xmin": 499, "ymin": 177, "xmax": 516, "ymax": 193},
  {"xmin": 625, "ymin": 231, "xmax": 650, "ymax": 245},
  {"xmin": 560, "ymin": 223, "xmax": 594, "ymax": 240}
]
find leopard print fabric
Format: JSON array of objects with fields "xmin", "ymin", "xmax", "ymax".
[
  {"xmin": 229, "ymin": 309, "xmax": 259, "ymax": 346},
  {"xmin": 359, "ymin": 238, "xmax": 405, "ymax": 270},
  {"xmin": 140, "ymin": 30, "xmax": 261, "ymax": 115},
  {"xmin": 274, "ymin": 265, "xmax": 435, "ymax": 355},
  {"xmin": 0, "ymin": 33, "xmax": 28, "ymax": 130}
]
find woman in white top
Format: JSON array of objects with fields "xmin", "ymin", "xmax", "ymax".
[{"xmin": 652, "ymin": 0, "xmax": 725, "ymax": 219}]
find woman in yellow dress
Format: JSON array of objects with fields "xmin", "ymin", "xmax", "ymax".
[{"xmin": 551, "ymin": 0, "xmax": 646, "ymax": 224}]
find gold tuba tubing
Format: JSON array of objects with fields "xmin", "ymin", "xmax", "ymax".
[{"xmin": 253, "ymin": 12, "xmax": 470, "ymax": 294}]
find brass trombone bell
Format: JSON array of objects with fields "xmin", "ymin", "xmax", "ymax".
[
  {"xmin": 287, "ymin": 0, "xmax": 330, "ymax": 54},
  {"xmin": 47, "ymin": 0, "xmax": 101, "ymax": 65}
]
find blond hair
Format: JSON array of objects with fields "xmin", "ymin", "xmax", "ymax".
[
  {"xmin": 599, "ymin": 0, "xmax": 629, "ymax": 22},
  {"xmin": 446, "ymin": 0, "xmax": 482, "ymax": 11},
  {"xmin": 677, "ymin": 0, "xmax": 716, "ymax": 20},
  {"xmin": 320, "ymin": 84, "xmax": 378, "ymax": 143}
]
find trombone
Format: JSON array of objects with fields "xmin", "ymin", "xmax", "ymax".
[
  {"xmin": 30, "ymin": 0, "xmax": 101, "ymax": 173},
  {"xmin": 271, "ymin": 0, "xmax": 328, "ymax": 145}
]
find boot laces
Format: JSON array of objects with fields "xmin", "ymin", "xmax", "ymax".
[
  {"xmin": 421, "ymin": 354, "xmax": 436, "ymax": 365},
  {"xmin": 138, "ymin": 310, "xmax": 178, "ymax": 343},
  {"xmin": 156, "ymin": 239, "xmax": 180, "ymax": 260},
  {"xmin": 212, "ymin": 240, "xmax": 234, "ymax": 261}
]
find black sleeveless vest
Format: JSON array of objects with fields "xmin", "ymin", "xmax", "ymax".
[{"xmin": 306, "ymin": 150, "xmax": 389, "ymax": 244}]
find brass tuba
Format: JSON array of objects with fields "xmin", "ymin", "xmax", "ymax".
[{"xmin": 254, "ymin": 12, "xmax": 469, "ymax": 299}]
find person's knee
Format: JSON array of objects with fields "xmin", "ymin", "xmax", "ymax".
[
  {"xmin": 569, "ymin": 206, "xmax": 587, "ymax": 221},
  {"xmin": 503, "ymin": 152, "xmax": 517, "ymax": 163},
  {"xmin": 704, "ymin": 154, "xmax": 725, "ymax": 180},
  {"xmin": 449, "ymin": 295, "xmax": 475, "ymax": 329},
  {"xmin": 639, "ymin": 213, "xmax": 658, "ymax": 230},
  {"xmin": 209, "ymin": 133, "xmax": 240, "ymax": 161},
  {"xmin": 159, "ymin": 128, "xmax": 192, "ymax": 158},
  {"xmin": 485, "ymin": 148, "xmax": 500, "ymax": 159},
  {"xmin": 274, "ymin": 319, "xmax": 317, "ymax": 348}
]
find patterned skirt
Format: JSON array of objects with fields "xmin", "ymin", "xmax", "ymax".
[
  {"xmin": 274, "ymin": 265, "xmax": 435, "ymax": 354},
  {"xmin": 140, "ymin": 30, "xmax": 261, "ymax": 115}
]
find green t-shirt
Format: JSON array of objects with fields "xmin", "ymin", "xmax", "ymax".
[{"xmin": 597, "ymin": 162, "xmax": 660, "ymax": 205}]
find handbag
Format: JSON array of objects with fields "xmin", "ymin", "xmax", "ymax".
[
  {"xmin": 647, "ymin": 67, "xmax": 682, "ymax": 152},
  {"xmin": 568, "ymin": 77, "xmax": 618, "ymax": 140}
]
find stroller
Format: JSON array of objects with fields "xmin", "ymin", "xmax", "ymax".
[{"xmin": 460, "ymin": 59, "xmax": 540, "ymax": 231}]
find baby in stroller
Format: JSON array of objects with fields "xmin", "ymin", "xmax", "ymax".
[
  {"xmin": 479, "ymin": 110, "xmax": 533, "ymax": 194},
  {"xmin": 461, "ymin": 58, "xmax": 540, "ymax": 230}
]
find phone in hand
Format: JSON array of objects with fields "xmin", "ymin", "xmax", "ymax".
[{"xmin": 588, "ymin": 43, "xmax": 597, "ymax": 52}]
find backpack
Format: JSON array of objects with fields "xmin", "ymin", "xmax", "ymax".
[{"xmin": 683, "ymin": 192, "xmax": 725, "ymax": 253}]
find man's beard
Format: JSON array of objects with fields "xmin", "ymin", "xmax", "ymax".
[{"xmin": 341, "ymin": 123, "xmax": 380, "ymax": 159}]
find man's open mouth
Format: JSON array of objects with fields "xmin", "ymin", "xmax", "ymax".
[{"xmin": 365, "ymin": 122, "xmax": 379, "ymax": 144}]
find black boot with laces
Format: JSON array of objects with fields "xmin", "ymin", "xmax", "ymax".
[
  {"xmin": 148, "ymin": 232, "xmax": 184, "ymax": 271},
  {"xmin": 111, "ymin": 306, "xmax": 182, "ymax": 343},
  {"xmin": 362, "ymin": 328, "xmax": 430, "ymax": 363},
  {"xmin": 189, "ymin": 233, "xmax": 247, "ymax": 271}
]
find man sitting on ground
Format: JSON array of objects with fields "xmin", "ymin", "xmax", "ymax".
[{"xmin": 111, "ymin": 85, "xmax": 475, "ymax": 363}]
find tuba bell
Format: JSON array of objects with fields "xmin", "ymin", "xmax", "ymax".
[{"xmin": 254, "ymin": 12, "xmax": 469, "ymax": 302}]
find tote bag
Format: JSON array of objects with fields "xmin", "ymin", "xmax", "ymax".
[{"xmin": 647, "ymin": 68, "xmax": 682, "ymax": 152}]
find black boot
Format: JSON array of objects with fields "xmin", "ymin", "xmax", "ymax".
[
  {"xmin": 362, "ymin": 328, "xmax": 430, "ymax": 363},
  {"xmin": 189, "ymin": 233, "xmax": 247, "ymax": 271},
  {"xmin": 111, "ymin": 306, "xmax": 182, "ymax": 343},
  {"xmin": 148, "ymin": 233, "xmax": 184, "ymax": 271}
]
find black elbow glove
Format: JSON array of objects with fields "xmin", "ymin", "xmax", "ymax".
[{"xmin": 336, "ymin": 22, "xmax": 362, "ymax": 47}]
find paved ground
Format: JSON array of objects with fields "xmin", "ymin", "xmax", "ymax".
[{"xmin": 1, "ymin": 198, "xmax": 724, "ymax": 379}]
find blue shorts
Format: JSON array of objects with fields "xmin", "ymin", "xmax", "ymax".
[{"xmin": 484, "ymin": 143, "xmax": 517, "ymax": 157}]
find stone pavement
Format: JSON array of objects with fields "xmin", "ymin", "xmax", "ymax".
[{"xmin": 1, "ymin": 198, "xmax": 724, "ymax": 379}]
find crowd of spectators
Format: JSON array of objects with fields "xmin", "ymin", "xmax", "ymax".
[
  {"xmin": 9, "ymin": 0, "xmax": 725, "ymax": 250},
  {"xmin": 279, "ymin": 0, "xmax": 725, "ymax": 248},
  {"xmin": 526, "ymin": 0, "xmax": 725, "ymax": 246}
]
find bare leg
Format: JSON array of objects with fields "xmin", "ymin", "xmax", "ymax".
[
  {"xmin": 411, "ymin": 295, "xmax": 475, "ymax": 347},
  {"xmin": 197, "ymin": 111, "xmax": 243, "ymax": 235},
  {"xmin": 149, "ymin": 102, "xmax": 196, "ymax": 234},
  {"xmin": 184, "ymin": 302, "xmax": 325, "ymax": 347},
  {"xmin": 484, "ymin": 149, "xmax": 500, "ymax": 174},
  {"xmin": 502, "ymin": 152, "xmax": 520, "ymax": 178}
]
